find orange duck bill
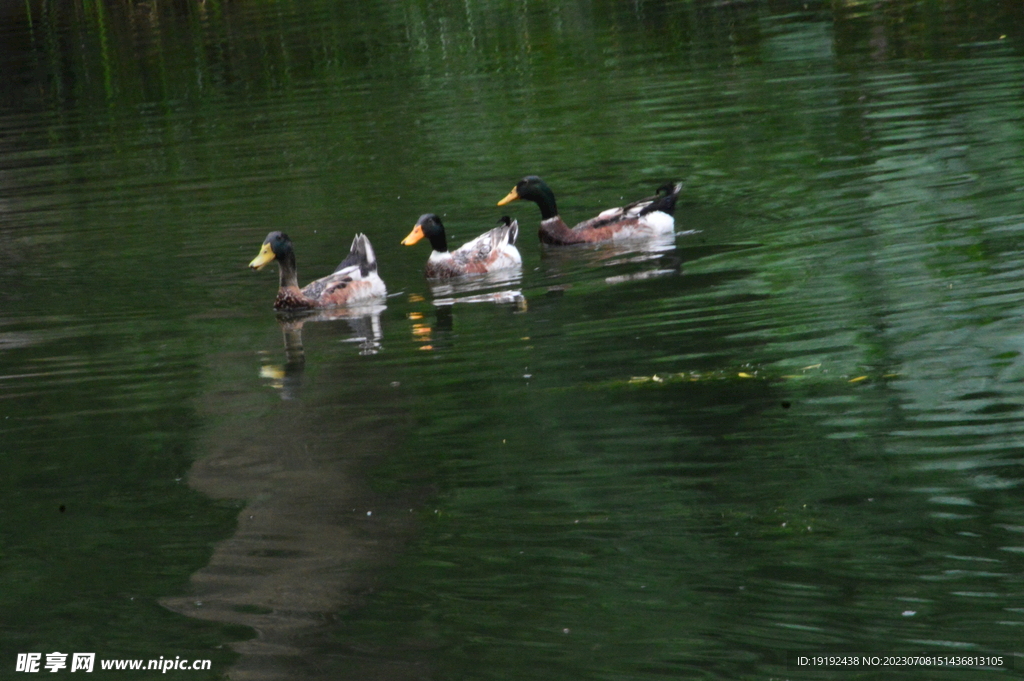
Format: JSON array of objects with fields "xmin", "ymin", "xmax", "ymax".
[{"xmin": 401, "ymin": 223, "xmax": 425, "ymax": 246}]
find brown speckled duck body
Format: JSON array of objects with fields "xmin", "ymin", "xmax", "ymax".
[
  {"xmin": 498, "ymin": 176, "xmax": 682, "ymax": 245},
  {"xmin": 249, "ymin": 231, "xmax": 386, "ymax": 311},
  {"xmin": 401, "ymin": 214, "xmax": 521, "ymax": 279}
]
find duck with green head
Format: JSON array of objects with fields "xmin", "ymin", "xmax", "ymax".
[
  {"xmin": 497, "ymin": 175, "xmax": 682, "ymax": 245},
  {"xmin": 249, "ymin": 231, "xmax": 386, "ymax": 311}
]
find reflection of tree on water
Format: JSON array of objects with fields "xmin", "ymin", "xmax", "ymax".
[
  {"xmin": 162, "ymin": 312, "xmax": 423, "ymax": 680},
  {"xmin": 259, "ymin": 305, "xmax": 385, "ymax": 400}
]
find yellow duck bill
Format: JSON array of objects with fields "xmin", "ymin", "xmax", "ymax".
[
  {"xmin": 496, "ymin": 187, "xmax": 519, "ymax": 206},
  {"xmin": 249, "ymin": 242, "xmax": 276, "ymax": 270}
]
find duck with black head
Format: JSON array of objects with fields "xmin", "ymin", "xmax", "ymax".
[
  {"xmin": 401, "ymin": 214, "xmax": 521, "ymax": 279},
  {"xmin": 497, "ymin": 175, "xmax": 682, "ymax": 246}
]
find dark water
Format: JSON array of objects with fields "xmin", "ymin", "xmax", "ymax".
[{"xmin": 4, "ymin": 1, "xmax": 1024, "ymax": 679}]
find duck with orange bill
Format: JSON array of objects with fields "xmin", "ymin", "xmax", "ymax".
[
  {"xmin": 498, "ymin": 175, "xmax": 682, "ymax": 245},
  {"xmin": 401, "ymin": 214, "xmax": 521, "ymax": 279}
]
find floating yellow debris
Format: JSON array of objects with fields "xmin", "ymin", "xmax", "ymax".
[
  {"xmin": 408, "ymin": 312, "xmax": 424, "ymax": 320},
  {"xmin": 259, "ymin": 365, "xmax": 286, "ymax": 380},
  {"xmin": 409, "ymin": 294, "xmax": 425, "ymax": 303},
  {"xmin": 614, "ymin": 364, "xmax": 896, "ymax": 390}
]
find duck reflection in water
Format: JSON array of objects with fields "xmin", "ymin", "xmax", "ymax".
[
  {"xmin": 406, "ymin": 282, "xmax": 526, "ymax": 354},
  {"xmin": 260, "ymin": 304, "xmax": 385, "ymax": 399},
  {"xmin": 427, "ymin": 266, "xmax": 527, "ymax": 310},
  {"xmin": 536, "ymin": 229, "xmax": 689, "ymax": 286},
  {"xmin": 406, "ymin": 304, "xmax": 452, "ymax": 353},
  {"xmin": 408, "ymin": 267, "xmax": 527, "ymax": 353}
]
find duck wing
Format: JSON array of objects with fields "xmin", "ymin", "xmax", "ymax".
[
  {"xmin": 302, "ymin": 233, "xmax": 385, "ymax": 303},
  {"xmin": 451, "ymin": 219, "xmax": 520, "ymax": 272},
  {"xmin": 574, "ymin": 182, "xmax": 682, "ymax": 232}
]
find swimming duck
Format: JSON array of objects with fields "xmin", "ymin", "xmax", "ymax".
[
  {"xmin": 497, "ymin": 176, "xmax": 682, "ymax": 245},
  {"xmin": 401, "ymin": 214, "xmax": 522, "ymax": 279},
  {"xmin": 249, "ymin": 231, "xmax": 386, "ymax": 311}
]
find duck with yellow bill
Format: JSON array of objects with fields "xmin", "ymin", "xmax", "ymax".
[{"xmin": 249, "ymin": 231, "xmax": 386, "ymax": 311}]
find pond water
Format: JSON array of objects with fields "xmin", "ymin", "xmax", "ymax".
[{"xmin": 4, "ymin": 1, "xmax": 1024, "ymax": 679}]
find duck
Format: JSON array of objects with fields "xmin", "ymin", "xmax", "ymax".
[
  {"xmin": 401, "ymin": 214, "xmax": 522, "ymax": 279},
  {"xmin": 249, "ymin": 231, "xmax": 386, "ymax": 311},
  {"xmin": 497, "ymin": 175, "xmax": 683, "ymax": 245}
]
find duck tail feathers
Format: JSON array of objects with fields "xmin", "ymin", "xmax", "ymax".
[
  {"xmin": 641, "ymin": 181, "xmax": 683, "ymax": 217},
  {"xmin": 500, "ymin": 215, "xmax": 519, "ymax": 246},
  {"xmin": 335, "ymin": 233, "xmax": 378, "ymax": 276}
]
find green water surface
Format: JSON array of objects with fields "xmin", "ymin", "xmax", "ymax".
[{"xmin": 3, "ymin": 1, "xmax": 1024, "ymax": 679}]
